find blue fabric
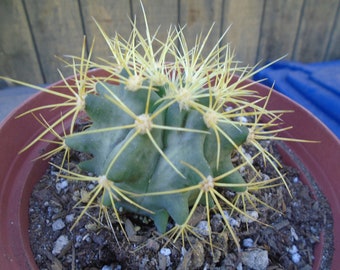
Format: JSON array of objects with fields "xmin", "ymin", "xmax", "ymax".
[{"xmin": 253, "ymin": 61, "xmax": 340, "ymax": 139}]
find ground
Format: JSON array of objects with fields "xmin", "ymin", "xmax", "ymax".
[{"xmin": 29, "ymin": 141, "xmax": 333, "ymax": 270}]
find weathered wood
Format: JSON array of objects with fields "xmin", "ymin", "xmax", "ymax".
[
  {"xmin": 179, "ymin": 0, "xmax": 223, "ymax": 57},
  {"xmin": 131, "ymin": 0, "xmax": 178, "ymax": 59},
  {"xmin": 24, "ymin": 0, "xmax": 84, "ymax": 83},
  {"xmin": 0, "ymin": 0, "xmax": 42, "ymax": 84},
  {"xmin": 222, "ymin": 0, "xmax": 264, "ymax": 66},
  {"xmin": 131, "ymin": 0, "xmax": 178, "ymax": 34},
  {"xmin": 0, "ymin": 0, "xmax": 339, "ymax": 85},
  {"xmin": 325, "ymin": 2, "xmax": 340, "ymax": 60},
  {"xmin": 293, "ymin": 0, "xmax": 338, "ymax": 62},
  {"xmin": 257, "ymin": 0, "xmax": 303, "ymax": 63},
  {"xmin": 80, "ymin": 0, "xmax": 131, "ymax": 61}
]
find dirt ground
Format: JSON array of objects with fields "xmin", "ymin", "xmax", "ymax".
[{"xmin": 29, "ymin": 141, "xmax": 333, "ymax": 270}]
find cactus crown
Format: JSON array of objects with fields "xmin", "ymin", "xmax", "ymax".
[{"xmin": 1, "ymin": 7, "xmax": 311, "ymax": 251}]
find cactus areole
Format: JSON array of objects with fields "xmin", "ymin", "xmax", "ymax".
[{"xmin": 65, "ymin": 69, "xmax": 249, "ymax": 233}]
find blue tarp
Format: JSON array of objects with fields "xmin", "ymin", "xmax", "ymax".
[{"xmin": 253, "ymin": 61, "xmax": 340, "ymax": 139}]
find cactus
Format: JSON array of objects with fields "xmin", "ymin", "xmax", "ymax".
[
  {"xmin": 0, "ymin": 6, "xmax": 312, "ymax": 251},
  {"xmin": 64, "ymin": 71, "xmax": 251, "ymax": 233}
]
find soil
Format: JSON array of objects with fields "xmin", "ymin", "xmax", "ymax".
[{"xmin": 29, "ymin": 140, "xmax": 333, "ymax": 270}]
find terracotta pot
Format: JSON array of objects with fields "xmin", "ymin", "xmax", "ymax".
[{"xmin": 0, "ymin": 70, "xmax": 339, "ymax": 269}]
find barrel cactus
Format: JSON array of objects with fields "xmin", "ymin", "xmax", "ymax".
[
  {"xmin": 2, "ymin": 9, "xmax": 306, "ymax": 250},
  {"xmin": 64, "ymin": 69, "xmax": 251, "ymax": 231}
]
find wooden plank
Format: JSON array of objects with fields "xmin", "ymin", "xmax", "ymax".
[
  {"xmin": 222, "ymin": 0, "xmax": 264, "ymax": 66},
  {"xmin": 257, "ymin": 0, "xmax": 303, "ymax": 63},
  {"xmin": 24, "ymin": 0, "xmax": 84, "ymax": 83},
  {"xmin": 179, "ymin": 0, "xmax": 223, "ymax": 57},
  {"xmin": 325, "ymin": 3, "xmax": 340, "ymax": 60},
  {"xmin": 131, "ymin": 0, "xmax": 178, "ymax": 33},
  {"xmin": 80, "ymin": 0, "xmax": 131, "ymax": 61},
  {"xmin": 0, "ymin": 0, "xmax": 43, "ymax": 84},
  {"xmin": 293, "ymin": 0, "xmax": 338, "ymax": 62},
  {"xmin": 131, "ymin": 0, "xmax": 178, "ymax": 59}
]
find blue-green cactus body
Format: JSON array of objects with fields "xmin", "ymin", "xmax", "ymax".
[
  {"xmin": 204, "ymin": 122, "xmax": 249, "ymax": 192},
  {"xmin": 65, "ymin": 70, "xmax": 250, "ymax": 233},
  {"xmin": 140, "ymin": 107, "xmax": 212, "ymax": 231}
]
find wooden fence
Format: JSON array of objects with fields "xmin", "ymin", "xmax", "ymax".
[{"xmin": 1, "ymin": 0, "xmax": 339, "ymax": 84}]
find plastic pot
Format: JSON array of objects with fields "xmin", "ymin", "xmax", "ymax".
[{"xmin": 0, "ymin": 70, "xmax": 339, "ymax": 269}]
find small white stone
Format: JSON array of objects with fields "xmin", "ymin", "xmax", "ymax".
[
  {"xmin": 160, "ymin": 247, "xmax": 171, "ymax": 256},
  {"xmin": 88, "ymin": 183, "xmax": 95, "ymax": 190},
  {"xmin": 52, "ymin": 218, "xmax": 65, "ymax": 231},
  {"xmin": 242, "ymin": 238, "xmax": 254, "ymax": 248},
  {"xmin": 195, "ymin": 220, "xmax": 210, "ymax": 236},
  {"xmin": 293, "ymin": 176, "xmax": 300, "ymax": 183},
  {"xmin": 288, "ymin": 245, "xmax": 299, "ymax": 254},
  {"xmin": 237, "ymin": 116, "xmax": 248, "ymax": 123},
  {"xmin": 229, "ymin": 218, "xmax": 240, "ymax": 227},
  {"xmin": 240, "ymin": 211, "xmax": 259, "ymax": 223},
  {"xmin": 159, "ymin": 247, "xmax": 172, "ymax": 267},
  {"xmin": 241, "ymin": 249, "xmax": 268, "ymax": 270},
  {"xmin": 291, "ymin": 252, "xmax": 301, "ymax": 264},
  {"xmin": 262, "ymin": 173, "xmax": 270, "ymax": 181},
  {"xmin": 52, "ymin": 235, "xmax": 69, "ymax": 255},
  {"xmin": 65, "ymin": 214, "xmax": 75, "ymax": 223},
  {"xmin": 56, "ymin": 179, "xmax": 68, "ymax": 192},
  {"xmin": 222, "ymin": 211, "xmax": 240, "ymax": 227},
  {"xmin": 76, "ymin": 235, "xmax": 82, "ymax": 243},
  {"xmin": 290, "ymin": 227, "xmax": 299, "ymax": 241}
]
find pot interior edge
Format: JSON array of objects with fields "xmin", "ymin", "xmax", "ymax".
[{"xmin": 276, "ymin": 141, "xmax": 334, "ymax": 270}]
